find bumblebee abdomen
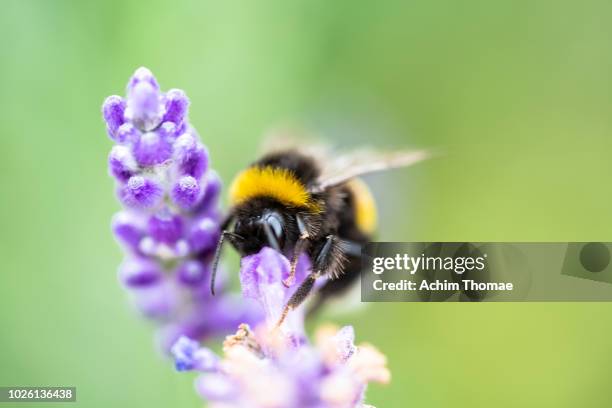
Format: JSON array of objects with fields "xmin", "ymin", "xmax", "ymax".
[{"xmin": 346, "ymin": 178, "xmax": 377, "ymax": 235}]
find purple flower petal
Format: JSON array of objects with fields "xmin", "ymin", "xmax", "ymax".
[
  {"xmin": 239, "ymin": 248, "xmax": 312, "ymax": 334},
  {"xmin": 333, "ymin": 326, "xmax": 356, "ymax": 363},
  {"xmin": 239, "ymin": 248, "xmax": 293, "ymax": 326},
  {"xmin": 171, "ymin": 176, "xmax": 201, "ymax": 209},
  {"xmin": 195, "ymin": 374, "xmax": 237, "ymax": 402},
  {"xmin": 240, "ymin": 247, "xmax": 289, "ymax": 299},
  {"xmin": 119, "ymin": 176, "xmax": 163, "ymax": 209}
]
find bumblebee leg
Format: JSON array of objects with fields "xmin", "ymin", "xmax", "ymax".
[
  {"xmin": 277, "ymin": 270, "xmax": 321, "ymax": 328},
  {"xmin": 283, "ymin": 214, "xmax": 310, "ymax": 287},
  {"xmin": 276, "ymin": 235, "xmax": 341, "ymax": 327}
]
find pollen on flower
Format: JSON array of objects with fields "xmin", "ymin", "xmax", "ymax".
[
  {"xmin": 172, "ymin": 323, "xmax": 390, "ymax": 407},
  {"xmin": 172, "ymin": 245, "xmax": 388, "ymax": 407}
]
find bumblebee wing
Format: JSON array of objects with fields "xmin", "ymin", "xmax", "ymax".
[
  {"xmin": 259, "ymin": 129, "xmax": 431, "ymax": 190},
  {"xmin": 259, "ymin": 127, "xmax": 331, "ymax": 159},
  {"xmin": 313, "ymin": 148, "xmax": 430, "ymax": 192}
]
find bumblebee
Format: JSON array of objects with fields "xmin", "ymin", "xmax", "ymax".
[{"xmin": 211, "ymin": 142, "xmax": 428, "ymax": 326}]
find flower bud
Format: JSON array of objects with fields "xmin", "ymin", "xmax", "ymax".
[
  {"xmin": 177, "ymin": 260, "xmax": 208, "ymax": 286},
  {"xmin": 125, "ymin": 68, "xmax": 164, "ymax": 131},
  {"xmin": 158, "ymin": 121, "xmax": 178, "ymax": 141},
  {"xmin": 147, "ymin": 211, "xmax": 183, "ymax": 244},
  {"xmin": 127, "ymin": 67, "xmax": 159, "ymax": 91},
  {"xmin": 102, "ymin": 95, "xmax": 125, "ymax": 139},
  {"xmin": 174, "ymin": 133, "xmax": 208, "ymax": 179},
  {"xmin": 171, "ymin": 176, "xmax": 201, "ymax": 209},
  {"xmin": 133, "ymin": 131, "xmax": 173, "ymax": 166},
  {"xmin": 119, "ymin": 176, "xmax": 163, "ymax": 209},
  {"xmin": 163, "ymin": 88, "xmax": 189, "ymax": 127},
  {"xmin": 108, "ymin": 145, "xmax": 138, "ymax": 182},
  {"xmin": 115, "ymin": 123, "xmax": 140, "ymax": 144},
  {"xmin": 131, "ymin": 279, "xmax": 179, "ymax": 319},
  {"xmin": 171, "ymin": 336, "xmax": 219, "ymax": 372},
  {"xmin": 111, "ymin": 212, "xmax": 144, "ymax": 252},
  {"xmin": 188, "ymin": 217, "xmax": 219, "ymax": 253},
  {"xmin": 119, "ymin": 258, "xmax": 161, "ymax": 287},
  {"xmin": 194, "ymin": 170, "xmax": 221, "ymax": 215}
]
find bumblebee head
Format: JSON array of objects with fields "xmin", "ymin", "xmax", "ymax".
[{"xmin": 232, "ymin": 210, "xmax": 286, "ymax": 255}]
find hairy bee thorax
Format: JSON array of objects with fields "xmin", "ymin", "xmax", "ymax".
[{"xmin": 229, "ymin": 165, "xmax": 322, "ymax": 212}]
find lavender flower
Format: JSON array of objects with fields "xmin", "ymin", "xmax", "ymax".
[
  {"xmin": 103, "ymin": 67, "xmax": 260, "ymax": 350},
  {"xmin": 172, "ymin": 247, "xmax": 390, "ymax": 407},
  {"xmin": 239, "ymin": 247, "xmax": 318, "ymax": 343},
  {"xmin": 104, "ymin": 68, "xmax": 391, "ymax": 406}
]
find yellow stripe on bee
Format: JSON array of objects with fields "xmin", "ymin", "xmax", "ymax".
[
  {"xmin": 347, "ymin": 178, "xmax": 377, "ymax": 234},
  {"xmin": 229, "ymin": 166, "xmax": 321, "ymax": 211}
]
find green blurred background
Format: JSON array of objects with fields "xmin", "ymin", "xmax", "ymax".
[{"xmin": 1, "ymin": 0, "xmax": 612, "ymax": 407}]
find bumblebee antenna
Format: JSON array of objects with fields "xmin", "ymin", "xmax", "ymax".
[{"xmin": 210, "ymin": 230, "xmax": 242, "ymax": 295}]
